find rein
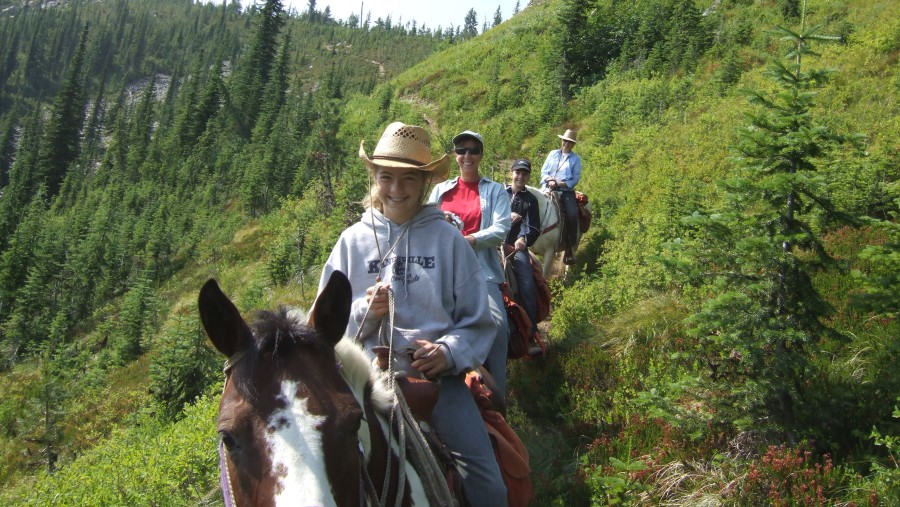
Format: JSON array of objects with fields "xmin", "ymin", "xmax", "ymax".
[
  {"xmin": 357, "ymin": 287, "xmax": 408, "ymax": 507},
  {"xmin": 218, "ymin": 359, "xmax": 241, "ymax": 507},
  {"xmin": 541, "ymin": 191, "xmax": 561, "ymax": 235},
  {"xmin": 357, "ymin": 286, "xmax": 456, "ymax": 507}
]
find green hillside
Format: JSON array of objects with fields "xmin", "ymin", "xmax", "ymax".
[{"xmin": 0, "ymin": 0, "xmax": 897, "ymax": 504}]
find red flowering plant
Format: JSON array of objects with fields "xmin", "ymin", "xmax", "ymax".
[{"xmin": 738, "ymin": 443, "xmax": 845, "ymax": 506}]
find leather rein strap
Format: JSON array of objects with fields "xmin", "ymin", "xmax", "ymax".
[
  {"xmin": 541, "ymin": 191, "xmax": 561, "ymax": 235},
  {"xmin": 218, "ymin": 358, "xmax": 240, "ymax": 507}
]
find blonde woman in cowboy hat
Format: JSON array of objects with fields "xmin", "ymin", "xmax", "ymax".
[
  {"xmin": 318, "ymin": 122, "xmax": 508, "ymax": 507},
  {"xmin": 429, "ymin": 129, "xmax": 512, "ymax": 400},
  {"xmin": 540, "ymin": 128, "xmax": 582, "ymax": 264}
]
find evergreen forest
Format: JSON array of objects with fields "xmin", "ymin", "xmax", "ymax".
[{"xmin": 0, "ymin": 0, "xmax": 897, "ymax": 504}]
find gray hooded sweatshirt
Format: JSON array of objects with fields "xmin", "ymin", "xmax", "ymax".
[{"xmin": 318, "ymin": 205, "xmax": 496, "ymax": 375}]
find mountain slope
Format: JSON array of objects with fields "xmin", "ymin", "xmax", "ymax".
[{"xmin": 1, "ymin": 0, "xmax": 897, "ymax": 504}]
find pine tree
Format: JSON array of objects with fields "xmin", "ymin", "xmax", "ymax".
[
  {"xmin": 0, "ymin": 110, "xmax": 43, "ymax": 250},
  {"xmin": 0, "ymin": 187, "xmax": 47, "ymax": 331},
  {"xmin": 149, "ymin": 316, "xmax": 220, "ymax": 421},
  {"xmin": 494, "ymin": 5, "xmax": 503, "ymax": 27},
  {"xmin": 3, "ymin": 205, "xmax": 65, "ymax": 358},
  {"xmin": 462, "ymin": 9, "xmax": 478, "ymax": 39},
  {"xmin": 663, "ymin": 0, "xmax": 706, "ymax": 73},
  {"xmin": 18, "ymin": 3, "xmax": 49, "ymax": 96},
  {"xmin": 114, "ymin": 273, "xmax": 155, "ymax": 364},
  {"xmin": 37, "ymin": 24, "xmax": 90, "ymax": 197},
  {"xmin": 30, "ymin": 351, "xmax": 67, "ymax": 474},
  {"xmin": 125, "ymin": 76, "xmax": 157, "ymax": 181},
  {"xmin": 558, "ymin": 0, "xmax": 592, "ymax": 95},
  {"xmin": 667, "ymin": 11, "xmax": 854, "ymax": 439},
  {"xmin": 232, "ymin": 0, "xmax": 285, "ymax": 136},
  {"xmin": 0, "ymin": 111, "xmax": 19, "ymax": 188}
]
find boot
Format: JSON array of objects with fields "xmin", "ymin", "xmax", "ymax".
[
  {"xmin": 563, "ymin": 247, "xmax": 575, "ymax": 265},
  {"xmin": 527, "ymin": 331, "xmax": 544, "ymax": 357}
]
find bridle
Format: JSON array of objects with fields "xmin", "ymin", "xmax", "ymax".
[{"xmin": 218, "ymin": 354, "xmax": 241, "ymax": 507}]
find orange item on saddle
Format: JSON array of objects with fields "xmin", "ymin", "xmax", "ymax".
[
  {"xmin": 575, "ymin": 191, "xmax": 592, "ymax": 232},
  {"xmin": 465, "ymin": 371, "xmax": 534, "ymax": 507}
]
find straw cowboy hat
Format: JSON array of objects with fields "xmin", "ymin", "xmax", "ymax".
[
  {"xmin": 359, "ymin": 122, "xmax": 450, "ymax": 181},
  {"xmin": 557, "ymin": 129, "xmax": 578, "ymax": 143}
]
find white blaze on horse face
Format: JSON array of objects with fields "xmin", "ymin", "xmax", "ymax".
[{"xmin": 266, "ymin": 380, "xmax": 336, "ymax": 507}]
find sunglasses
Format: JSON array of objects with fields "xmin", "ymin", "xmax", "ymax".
[{"xmin": 454, "ymin": 146, "xmax": 483, "ymax": 155}]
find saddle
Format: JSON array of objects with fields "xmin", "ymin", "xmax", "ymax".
[
  {"xmin": 372, "ymin": 345, "xmax": 440, "ymax": 421},
  {"xmin": 371, "ymin": 346, "xmax": 463, "ymax": 504}
]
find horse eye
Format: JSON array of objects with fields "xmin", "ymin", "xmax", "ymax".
[{"xmin": 219, "ymin": 431, "xmax": 239, "ymax": 451}]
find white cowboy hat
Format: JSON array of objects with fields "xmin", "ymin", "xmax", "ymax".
[
  {"xmin": 557, "ymin": 129, "xmax": 578, "ymax": 143},
  {"xmin": 359, "ymin": 122, "xmax": 450, "ymax": 181}
]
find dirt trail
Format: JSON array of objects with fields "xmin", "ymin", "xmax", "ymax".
[{"xmin": 399, "ymin": 94, "xmax": 438, "ymax": 129}]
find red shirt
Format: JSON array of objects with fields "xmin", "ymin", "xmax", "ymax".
[{"xmin": 439, "ymin": 179, "xmax": 482, "ymax": 236}]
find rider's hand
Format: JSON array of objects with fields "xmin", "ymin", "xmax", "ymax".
[
  {"xmin": 410, "ymin": 340, "xmax": 449, "ymax": 378},
  {"xmin": 364, "ymin": 282, "xmax": 391, "ymax": 319},
  {"xmin": 515, "ymin": 237, "xmax": 527, "ymax": 252},
  {"xmin": 547, "ymin": 179, "xmax": 558, "ymax": 190},
  {"xmin": 510, "ymin": 212, "xmax": 522, "ymax": 225}
]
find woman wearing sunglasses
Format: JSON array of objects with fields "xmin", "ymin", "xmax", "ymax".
[{"xmin": 429, "ymin": 130, "xmax": 512, "ymax": 400}]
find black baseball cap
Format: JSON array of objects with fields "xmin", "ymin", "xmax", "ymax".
[{"xmin": 511, "ymin": 158, "xmax": 532, "ymax": 172}]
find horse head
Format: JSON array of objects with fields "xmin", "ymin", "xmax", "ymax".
[{"xmin": 199, "ymin": 272, "xmax": 365, "ymax": 506}]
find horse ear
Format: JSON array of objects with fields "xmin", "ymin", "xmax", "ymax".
[
  {"xmin": 198, "ymin": 279, "xmax": 253, "ymax": 358},
  {"xmin": 308, "ymin": 271, "xmax": 352, "ymax": 346}
]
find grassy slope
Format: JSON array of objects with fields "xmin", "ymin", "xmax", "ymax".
[{"xmin": 387, "ymin": 0, "xmax": 899, "ymax": 503}]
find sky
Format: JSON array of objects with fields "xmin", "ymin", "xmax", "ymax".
[{"xmin": 268, "ymin": 1, "xmax": 526, "ymax": 31}]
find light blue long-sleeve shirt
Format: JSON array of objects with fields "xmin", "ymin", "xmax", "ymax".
[
  {"xmin": 429, "ymin": 177, "xmax": 511, "ymax": 285},
  {"xmin": 540, "ymin": 149, "xmax": 582, "ymax": 191}
]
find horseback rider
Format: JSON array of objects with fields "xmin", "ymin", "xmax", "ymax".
[
  {"xmin": 318, "ymin": 122, "xmax": 508, "ymax": 507},
  {"xmin": 539, "ymin": 129, "xmax": 582, "ymax": 264},
  {"xmin": 429, "ymin": 129, "xmax": 512, "ymax": 399},
  {"xmin": 505, "ymin": 159, "xmax": 543, "ymax": 356}
]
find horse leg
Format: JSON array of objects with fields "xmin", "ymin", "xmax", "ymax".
[{"xmin": 542, "ymin": 249, "xmax": 554, "ymax": 278}]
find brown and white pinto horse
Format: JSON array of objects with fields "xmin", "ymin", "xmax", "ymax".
[{"xmin": 199, "ymin": 271, "xmax": 436, "ymax": 507}]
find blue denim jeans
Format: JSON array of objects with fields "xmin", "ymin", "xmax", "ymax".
[
  {"xmin": 484, "ymin": 282, "xmax": 509, "ymax": 398},
  {"xmin": 559, "ymin": 189, "xmax": 579, "ymax": 249},
  {"xmin": 511, "ymin": 250, "xmax": 538, "ymax": 333},
  {"xmin": 432, "ymin": 374, "xmax": 508, "ymax": 507}
]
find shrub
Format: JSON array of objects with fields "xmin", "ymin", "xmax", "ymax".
[{"xmin": 737, "ymin": 444, "xmax": 845, "ymax": 506}]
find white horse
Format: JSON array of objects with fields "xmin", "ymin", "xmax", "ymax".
[{"xmin": 527, "ymin": 186, "xmax": 590, "ymax": 277}]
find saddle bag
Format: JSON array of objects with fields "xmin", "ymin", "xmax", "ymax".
[
  {"xmin": 528, "ymin": 252, "xmax": 552, "ymax": 324},
  {"xmin": 575, "ymin": 191, "xmax": 592, "ymax": 233},
  {"xmin": 499, "ymin": 282, "xmax": 533, "ymax": 360},
  {"xmin": 465, "ymin": 371, "xmax": 534, "ymax": 507}
]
